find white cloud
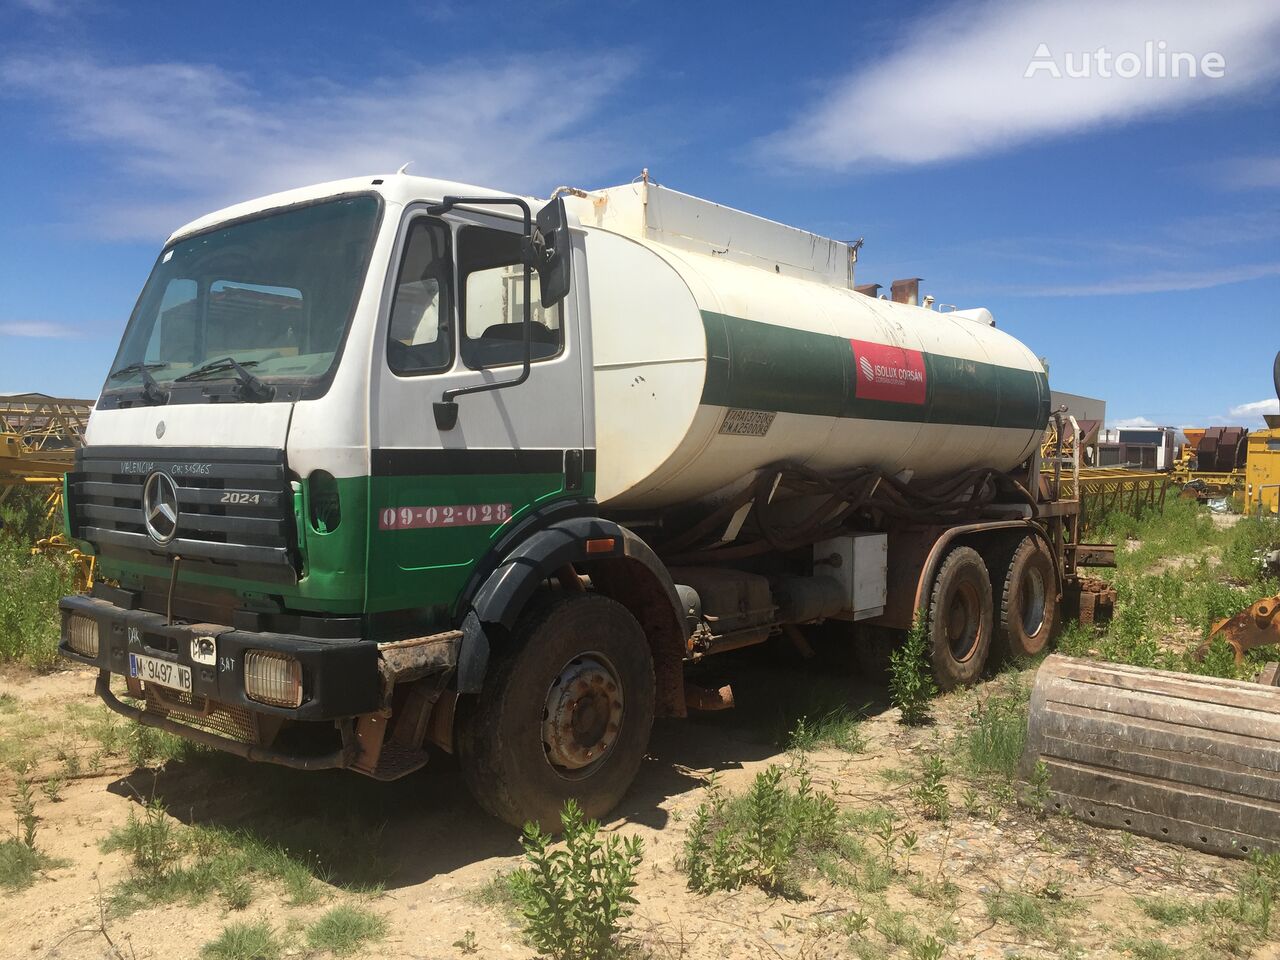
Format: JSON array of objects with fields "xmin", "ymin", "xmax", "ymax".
[
  {"xmin": 1220, "ymin": 155, "xmax": 1280, "ymax": 189},
  {"xmin": 1011, "ymin": 260, "xmax": 1280, "ymax": 296},
  {"xmin": 1230, "ymin": 398, "xmax": 1280, "ymax": 418},
  {"xmin": 1110, "ymin": 416, "xmax": 1159, "ymax": 429},
  {"xmin": 0, "ymin": 321, "xmax": 79, "ymax": 337},
  {"xmin": 763, "ymin": 0, "xmax": 1280, "ymax": 170},
  {"xmin": 1, "ymin": 52, "xmax": 635, "ymax": 239},
  {"xmin": 8, "ymin": 0, "xmax": 69, "ymax": 14}
]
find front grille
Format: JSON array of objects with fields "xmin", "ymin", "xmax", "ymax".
[{"xmin": 69, "ymin": 446, "xmax": 296, "ymax": 582}]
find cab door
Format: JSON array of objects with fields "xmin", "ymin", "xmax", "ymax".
[{"xmin": 367, "ymin": 203, "xmax": 590, "ymax": 615}]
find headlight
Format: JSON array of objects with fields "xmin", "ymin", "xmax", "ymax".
[
  {"xmin": 243, "ymin": 650, "xmax": 303, "ymax": 708},
  {"xmin": 67, "ymin": 615, "xmax": 99, "ymax": 658}
]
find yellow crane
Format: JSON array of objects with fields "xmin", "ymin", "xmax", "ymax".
[{"xmin": 1, "ymin": 393, "xmax": 94, "ymax": 586}]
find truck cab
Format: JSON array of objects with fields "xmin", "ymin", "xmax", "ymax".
[{"xmin": 59, "ymin": 175, "xmax": 678, "ymax": 827}]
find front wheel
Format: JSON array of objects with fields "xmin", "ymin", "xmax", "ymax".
[
  {"xmin": 926, "ymin": 545, "xmax": 994, "ymax": 690},
  {"xmin": 456, "ymin": 594, "xmax": 655, "ymax": 831}
]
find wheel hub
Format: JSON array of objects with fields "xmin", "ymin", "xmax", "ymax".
[
  {"xmin": 1021, "ymin": 566, "xmax": 1047, "ymax": 636},
  {"xmin": 947, "ymin": 582, "xmax": 981, "ymax": 661},
  {"xmin": 541, "ymin": 654, "xmax": 624, "ymax": 773}
]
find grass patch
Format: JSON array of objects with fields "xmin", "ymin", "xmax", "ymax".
[
  {"xmin": 1114, "ymin": 937, "xmax": 1184, "ymax": 960},
  {"xmin": 305, "ymin": 904, "xmax": 388, "ymax": 956},
  {"xmin": 1061, "ymin": 499, "xmax": 1280, "ymax": 681},
  {"xmin": 78, "ymin": 708, "xmax": 199, "ymax": 769},
  {"xmin": 787, "ymin": 706, "xmax": 867, "ymax": 753},
  {"xmin": 983, "ymin": 886, "xmax": 1081, "ymax": 948},
  {"xmin": 0, "ymin": 537, "xmax": 78, "ymax": 670},
  {"xmin": 1138, "ymin": 896, "xmax": 1201, "ymax": 927},
  {"xmin": 984, "ymin": 889, "xmax": 1051, "ymax": 935},
  {"xmin": 0, "ymin": 836, "xmax": 61, "ymax": 890},
  {"xmin": 962, "ymin": 689, "xmax": 1030, "ymax": 783},
  {"xmin": 101, "ymin": 796, "xmax": 329, "ymax": 914},
  {"xmin": 469, "ymin": 870, "xmax": 520, "ymax": 917},
  {"xmin": 201, "ymin": 919, "xmax": 284, "ymax": 960}
]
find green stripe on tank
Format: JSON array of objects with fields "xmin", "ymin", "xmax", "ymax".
[{"xmin": 701, "ymin": 311, "xmax": 1049, "ymax": 430}]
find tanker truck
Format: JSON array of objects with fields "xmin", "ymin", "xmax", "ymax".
[{"xmin": 57, "ymin": 172, "xmax": 1094, "ymax": 828}]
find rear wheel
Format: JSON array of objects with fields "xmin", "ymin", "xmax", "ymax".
[
  {"xmin": 456, "ymin": 594, "xmax": 655, "ymax": 831},
  {"xmin": 995, "ymin": 537, "xmax": 1058, "ymax": 659},
  {"xmin": 926, "ymin": 546, "xmax": 994, "ymax": 690}
]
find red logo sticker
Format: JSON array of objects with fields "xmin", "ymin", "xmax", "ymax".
[{"xmin": 851, "ymin": 339, "xmax": 927, "ymax": 405}]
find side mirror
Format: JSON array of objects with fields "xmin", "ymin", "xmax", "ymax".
[{"xmin": 533, "ymin": 198, "xmax": 572, "ymax": 308}]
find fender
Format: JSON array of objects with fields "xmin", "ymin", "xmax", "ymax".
[{"xmin": 456, "ymin": 516, "xmax": 686, "ymax": 694}]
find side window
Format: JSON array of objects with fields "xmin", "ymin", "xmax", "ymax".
[
  {"xmin": 387, "ymin": 218, "xmax": 454, "ymax": 376},
  {"xmin": 458, "ymin": 225, "xmax": 561, "ymax": 370}
]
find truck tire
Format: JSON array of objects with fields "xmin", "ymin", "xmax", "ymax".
[
  {"xmin": 926, "ymin": 546, "xmax": 994, "ymax": 690},
  {"xmin": 455, "ymin": 593, "xmax": 655, "ymax": 831},
  {"xmin": 995, "ymin": 537, "xmax": 1057, "ymax": 660}
]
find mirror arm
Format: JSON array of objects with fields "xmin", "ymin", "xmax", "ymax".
[{"xmin": 428, "ymin": 196, "xmax": 536, "ymax": 431}]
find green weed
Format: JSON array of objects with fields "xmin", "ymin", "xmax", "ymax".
[
  {"xmin": 889, "ymin": 613, "xmax": 935, "ymax": 726},
  {"xmin": 512, "ymin": 799, "xmax": 643, "ymax": 960},
  {"xmin": 684, "ymin": 758, "xmax": 840, "ymax": 897},
  {"xmin": 0, "ymin": 537, "xmax": 77, "ymax": 670},
  {"xmin": 453, "ymin": 929, "xmax": 479, "ymax": 954},
  {"xmin": 908, "ymin": 755, "xmax": 949, "ymax": 822}
]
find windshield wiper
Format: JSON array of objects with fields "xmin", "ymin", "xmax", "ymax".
[
  {"xmin": 173, "ymin": 356, "xmax": 274, "ymax": 401},
  {"xmin": 107, "ymin": 361, "xmax": 169, "ymax": 405}
]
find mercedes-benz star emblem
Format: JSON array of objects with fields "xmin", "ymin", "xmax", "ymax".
[{"xmin": 142, "ymin": 472, "xmax": 179, "ymax": 544}]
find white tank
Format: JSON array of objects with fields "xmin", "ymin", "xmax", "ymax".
[{"xmin": 565, "ymin": 182, "xmax": 1050, "ymax": 510}]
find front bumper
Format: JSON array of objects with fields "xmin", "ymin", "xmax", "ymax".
[
  {"xmin": 93, "ymin": 671, "xmax": 356, "ymax": 770},
  {"xmin": 58, "ymin": 595, "xmax": 380, "ymax": 721}
]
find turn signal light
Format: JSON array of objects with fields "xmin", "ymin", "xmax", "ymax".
[
  {"xmin": 243, "ymin": 650, "xmax": 303, "ymax": 708},
  {"xmin": 67, "ymin": 615, "xmax": 99, "ymax": 658}
]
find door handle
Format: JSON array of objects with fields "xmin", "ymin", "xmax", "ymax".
[{"xmin": 564, "ymin": 449, "xmax": 584, "ymax": 492}]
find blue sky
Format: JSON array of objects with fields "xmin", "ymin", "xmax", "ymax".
[{"xmin": 1, "ymin": 0, "xmax": 1278, "ymax": 429}]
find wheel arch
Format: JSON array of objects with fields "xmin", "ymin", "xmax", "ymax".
[
  {"xmin": 459, "ymin": 516, "xmax": 688, "ymax": 717},
  {"xmin": 917, "ymin": 521, "xmax": 1061, "ymax": 616}
]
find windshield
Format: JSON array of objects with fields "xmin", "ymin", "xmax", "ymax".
[{"xmin": 106, "ymin": 194, "xmax": 381, "ymax": 397}]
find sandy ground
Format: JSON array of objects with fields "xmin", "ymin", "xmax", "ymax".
[{"xmin": 0, "ymin": 650, "xmax": 1272, "ymax": 960}]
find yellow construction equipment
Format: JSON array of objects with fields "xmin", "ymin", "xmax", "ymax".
[
  {"xmin": 0, "ymin": 393, "xmax": 94, "ymax": 587},
  {"xmin": 1200, "ymin": 593, "xmax": 1280, "ymax": 665},
  {"xmin": 1171, "ymin": 424, "xmax": 1250, "ymax": 500},
  {"xmin": 1243, "ymin": 353, "xmax": 1280, "ymax": 517}
]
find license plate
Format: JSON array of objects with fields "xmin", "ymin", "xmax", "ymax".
[{"xmin": 129, "ymin": 653, "xmax": 192, "ymax": 693}]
